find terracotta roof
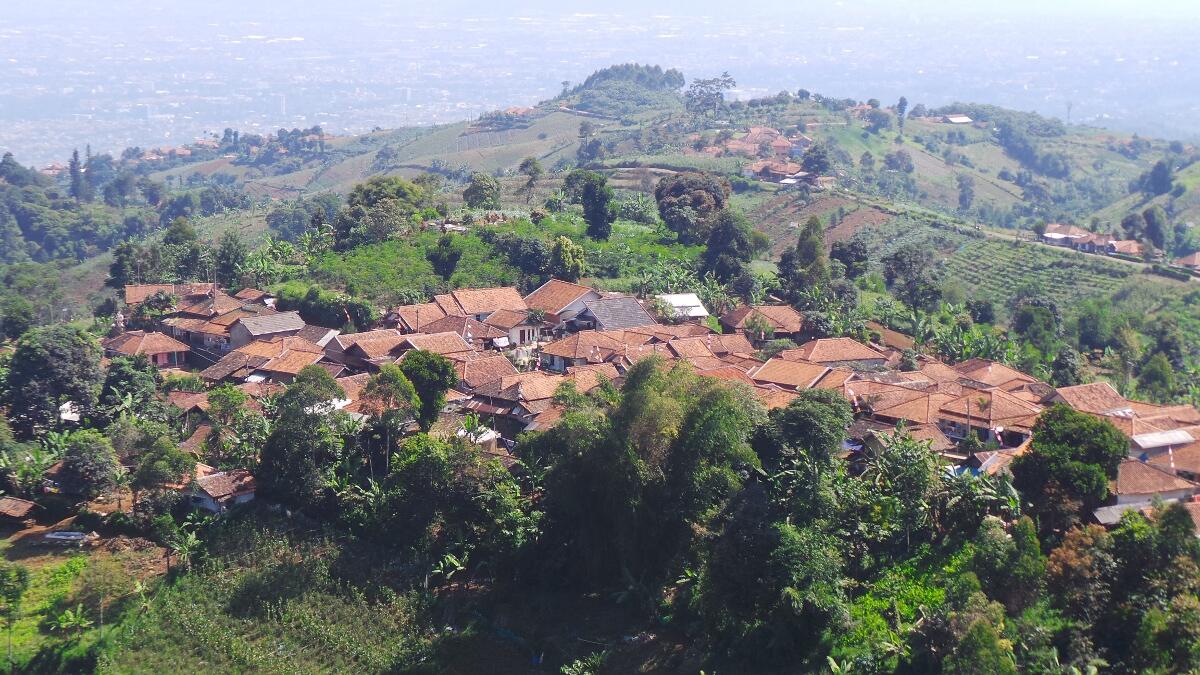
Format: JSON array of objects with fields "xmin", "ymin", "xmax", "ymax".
[
  {"xmin": 103, "ymin": 330, "xmax": 190, "ymax": 356},
  {"xmin": 706, "ymin": 333, "xmax": 755, "ymax": 355},
  {"xmin": 539, "ymin": 330, "xmax": 627, "ymax": 360},
  {"xmin": 176, "ymin": 292, "xmax": 244, "ymax": 318},
  {"xmin": 937, "ymin": 388, "xmax": 1043, "ymax": 431},
  {"xmin": 1109, "ymin": 240, "xmax": 1143, "ymax": 255},
  {"xmin": 180, "ymin": 425, "xmax": 214, "ymax": 457},
  {"xmin": 261, "ymin": 348, "xmax": 325, "ymax": 376},
  {"xmin": 625, "ymin": 323, "xmax": 713, "ymax": 341},
  {"xmin": 953, "ymin": 359, "xmax": 1038, "ymax": 388},
  {"xmin": 196, "ymin": 469, "xmax": 257, "ymax": 500},
  {"xmin": 393, "ymin": 303, "xmax": 449, "ymax": 332},
  {"xmin": 483, "ymin": 309, "xmax": 536, "ymax": 331},
  {"xmin": 566, "ymin": 363, "xmax": 620, "ymax": 391},
  {"xmin": 697, "ymin": 366, "xmax": 757, "ymax": 385},
  {"xmin": 1175, "ymin": 252, "xmax": 1200, "ymax": 267},
  {"xmin": 345, "ymin": 333, "xmax": 410, "ymax": 359},
  {"xmin": 524, "ymin": 279, "xmax": 598, "ymax": 314},
  {"xmin": 750, "ymin": 358, "xmax": 830, "ymax": 390},
  {"xmin": 433, "ymin": 294, "xmax": 463, "ymax": 316},
  {"xmin": 234, "ymin": 288, "xmax": 271, "ymax": 301},
  {"xmin": 330, "ymin": 329, "xmax": 404, "ymax": 351},
  {"xmin": 397, "ymin": 332, "xmax": 474, "ymax": 357},
  {"xmin": 167, "ymin": 390, "xmax": 209, "ymax": 413},
  {"xmin": 423, "ymin": 314, "xmax": 507, "ymax": 343},
  {"xmin": 475, "ymin": 371, "xmax": 566, "ymax": 403},
  {"xmin": 207, "ymin": 305, "xmax": 277, "ymax": 328},
  {"xmin": 667, "ymin": 337, "xmax": 718, "ymax": 360},
  {"xmin": 124, "ymin": 283, "xmax": 216, "ymax": 305},
  {"xmin": 1055, "ymin": 382, "xmax": 1133, "ymax": 415},
  {"xmin": 161, "ymin": 316, "xmax": 231, "ymax": 336},
  {"xmin": 784, "ymin": 338, "xmax": 886, "ymax": 364},
  {"xmin": 866, "ymin": 321, "xmax": 916, "ymax": 350},
  {"xmin": 755, "ymin": 386, "xmax": 800, "ymax": 409},
  {"xmin": 720, "ymin": 305, "xmax": 805, "ymax": 333},
  {"xmin": 0, "ymin": 496, "xmax": 36, "ymax": 519},
  {"xmin": 455, "ymin": 354, "xmax": 519, "ymax": 390},
  {"xmin": 582, "ymin": 297, "xmax": 658, "ymax": 330},
  {"xmin": 200, "ymin": 351, "xmax": 269, "ymax": 382},
  {"xmin": 450, "ymin": 287, "xmax": 527, "ymax": 315},
  {"xmin": 1115, "ymin": 459, "xmax": 1200, "ymax": 497},
  {"xmin": 1043, "ymin": 223, "xmax": 1092, "ymax": 238}
]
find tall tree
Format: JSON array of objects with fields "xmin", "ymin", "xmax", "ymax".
[
  {"xmin": 68, "ymin": 149, "xmax": 88, "ymax": 203},
  {"xmin": 579, "ymin": 172, "xmax": 615, "ymax": 240},
  {"xmin": 399, "ymin": 350, "xmax": 458, "ymax": 431},
  {"xmin": 3, "ymin": 325, "xmax": 102, "ymax": 438},
  {"xmin": 549, "ymin": 235, "xmax": 586, "ymax": 282},
  {"xmin": 654, "ymin": 172, "xmax": 732, "ymax": 245},
  {"xmin": 215, "ymin": 230, "xmax": 248, "ymax": 288},
  {"xmin": 58, "ymin": 429, "xmax": 120, "ymax": 498},
  {"xmin": 518, "ymin": 156, "xmax": 543, "ymax": 203},
  {"xmin": 778, "ymin": 216, "xmax": 830, "ymax": 301},
  {"xmin": 362, "ymin": 363, "xmax": 419, "ymax": 464},
  {"xmin": 700, "ymin": 210, "xmax": 753, "ymax": 283},
  {"xmin": 462, "ymin": 172, "xmax": 501, "ymax": 210},
  {"xmin": 257, "ymin": 365, "xmax": 346, "ymax": 509}
]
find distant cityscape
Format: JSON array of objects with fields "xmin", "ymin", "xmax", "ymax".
[{"xmin": 2, "ymin": 2, "xmax": 1198, "ymax": 166}]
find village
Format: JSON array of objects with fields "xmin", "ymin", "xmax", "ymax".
[{"xmin": 6, "ymin": 274, "xmax": 1195, "ymax": 538}]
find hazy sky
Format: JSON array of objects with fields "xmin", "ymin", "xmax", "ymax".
[{"xmin": 3, "ymin": 1, "xmax": 1199, "ymax": 163}]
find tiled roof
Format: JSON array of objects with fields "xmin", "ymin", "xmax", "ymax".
[
  {"xmin": 161, "ymin": 316, "xmax": 231, "ymax": 336},
  {"xmin": 423, "ymin": 315, "xmax": 507, "ymax": 342},
  {"xmin": 450, "ymin": 287, "xmax": 527, "ymax": 315},
  {"xmin": 124, "ymin": 283, "xmax": 216, "ymax": 305},
  {"xmin": 953, "ymin": 359, "xmax": 1037, "ymax": 388},
  {"xmin": 200, "ymin": 352, "xmax": 269, "ymax": 381},
  {"xmin": 0, "ymin": 496, "xmax": 36, "ymax": 519},
  {"xmin": 176, "ymin": 292, "xmax": 244, "ymax": 318},
  {"xmin": 196, "ymin": 469, "xmax": 257, "ymax": 500},
  {"xmin": 330, "ymin": 329, "xmax": 404, "ymax": 351},
  {"xmin": 393, "ymin": 303, "xmax": 449, "ymax": 332},
  {"xmin": 208, "ymin": 305, "xmax": 277, "ymax": 328},
  {"xmin": 937, "ymin": 388, "xmax": 1043, "ymax": 430},
  {"xmin": 261, "ymin": 349, "xmax": 325, "ymax": 376},
  {"xmin": 1054, "ymin": 382, "xmax": 1130, "ymax": 414},
  {"xmin": 475, "ymin": 371, "xmax": 566, "ymax": 402},
  {"xmin": 397, "ymin": 332, "xmax": 474, "ymax": 357},
  {"xmin": 1115, "ymin": 459, "xmax": 1200, "ymax": 496},
  {"xmin": 755, "ymin": 386, "xmax": 800, "ymax": 409},
  {"xmin": 720, "ymin": 305, "xmax": 805, "ymax": 333},
  {"xmin": 784, "ymin": 338, "xmax": 886, "ymax": 364},
  {"xmin": 566, "ymin": 363, "xmax": 620, "ymax": 391},
  {"xmin": 103, "ymin": 330, "xmax": 190, "ymax": 356},
  {"xmin": 583, "ymin": 297, "xmax": 658, "ymax": 330},
  {"xmin": 524, "ymin": 279, "xmax": 598, "ymax": 314},
  {"xmin": 540, "ymin": 330, "xmax": 627, "ymax": 360},
  {"xmin": 483, "ymin": 309, "xmax": 536, "ymax": 331},
  {"xmin": 866, "ymin": 321, "xmax": 915, "ymax": 350},
  {"xmin": 707, "ymin": 333, "xmax": 755, "ymax": 356},
  {"xmin": 234, "ymin": 288, "xmax": 271, "ymax": 301},
  {"xmin": 625, "ymin": 323, "xmax": 713, "ymax": 341},
  {"xmin": 345, "ymin": 333, "xmax": 409, "ymax": 359},
  {"xmin": 697, "ymin": 366, "xmax": 757, "ymax": 385},
  {"xmin": 750, "ymin": 358, "xmax": 830, "ymax": 390},
  {"xmin": 667, "ymin": 337, "xmax": 718, "ymax": 360},
  {"xmin": 236, "ymin": 311, "xmax": 306, "ymax": 336},
  {"xmin": 455, "ymin": 354, "xmax": 519, "ymax": 390},
  {"xmin": 297, "ymin": 325, "xmax": 339, "ymax": 347},
  {"xmin": 237, "ymin": 336, "xmax": 323, "ymax": 358}
]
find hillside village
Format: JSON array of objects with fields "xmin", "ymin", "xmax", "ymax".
[
  {"xmin": 5, "ymin": 62, "xmax": 1200, "ymax": 672},
  {"xmin": 91, "ymin": 276, "xmax": 1200, "ymax": 528}
]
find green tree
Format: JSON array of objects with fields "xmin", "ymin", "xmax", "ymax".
[
  {"xmin": 399, "ymin": 350, "xmax": 458, "ymax": 431},
  {"xmin": 653, "ymin": 172, "xmax": 732, "ymax": 245},
  {"xmin": 333, "ymin": 176, "xmax": 426, "ymax": 249},
  {"xmin": 684, "ymin": 72, "xmax": 736, "ymax": 117},
  {"xmin": 518, "ymin": 156, "xmax": 543, "ymax": 203},
  {"xmin": 215, "ymin": 230, "xmax": 248, "ymax": 288},
  {"xmin": 700, "ymin": 210, "xmax": 753, "ymax": 283},
  {"xmin": 132, "ymin": 434, "xmax": 193, "ymax": 500},
  {"xmin": 1051, "ymin": 346, "xmax": 1085, "ymax": 387},
  {"xmin": 549, "ymin": 236, "xmax": 586, "ymax": 282},
  {"xmin": 957, "ymin": 174, "xmax": 976, "ymax": 212},
  {"xmin": 257, "ymin": 365, "xmax": 346, "ymax": 509},
  {"xmin": 1138, "ymin": 351, "xmax": 1176, "ymax": 401},
  {"xmin": 1142, "ymin": 205, "xmax": 1169, "ymax": 251},
  {"xmin": 1012, "ymin": 405, "xmax": 1128, "ymax": 541},
  {"xmin": 802, "ymin": 143, "xmax": 832, "ymax": 174},
  {"xmin": 426, "ymin": 234, "xmax": 463, "ymax": 280},
  {"xmin": 362, "ymin": 363, "xmax": 419, "ymax": 466},
  {"xmin": 579, "ymin": 172, "xmax": 615, "ymax": 240},
  {"xmin": 462, "ymin": 172, "xmax": 501, "ymax": 210},
  {"xmin": 3, "ymin": 324, "xmax": 102, "ymax": 438},
  {"xmin": 943, "ymin": 618, "xmax": 1017, "ymax": 675},
  {"xmin": 59, "ymin": 429, "xmax": 120, "ymax": 498},
  {"xmin": 0, "ymin": 561, "xmax": 29, "ymax": 673},
  {"xmin": 98, "ymin": 354, "xmax": 163, "ymax": 425},
  {"xmin": 777, "ymin": 216, "xmax": 830, "ymax": 301}
]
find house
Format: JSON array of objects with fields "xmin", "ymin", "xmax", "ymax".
[
  {"xmin": 324, "ymin": 329, "xmax": 405, "ymax": 369},
  {"xmin": 102, "ymin": 330, "xmax": 190, "ymax": 367},
  {"xmin": 1107, "ymin": 240, "xmax": 1143, "ymax": 257},
  {"xmin": 749, "ymin": 358, "xmax": 831, "ymax": 391},
  {"xmin": 483, "ymin": 309, "xmax": 543, "ymax": 347},
  {"xmin": 1072, "ymin": 232, "xmax": 1114, "ymax": 254},
  {"xmin": 744, "ymin": 160, "xmax": 805, "ymax": 182},
  {"xmin": 123, "ymin": 283, "xmax": 216, "ymax": 307},
  {"xmin": 1110, "ymin": 458, "xmax": 1200, "ymax": 506},
  {"xmin": 454, "ymin": 353, "xmax": 520, "ymax": 391},
  {"xmin": 200, "ymin": 336, "xmax": 327, "ymax": 384},
  {"xmin": 422, "ymin": 314, "xmax": 509, "ymax": 350},
  {"xmin": 394, "ymin": 332, "xmax": 475, "ymax": 359},
  {"xmin": 720, "ymin": 305, "xmax": 806, "ymax": 340},
  {"xmin": 539, "ymin": 330, "xmax": 629, "ymax": 372},
  {"xmin": 1174, "ymin": 252, "xmax": 1200, "ymax": 271},
  {"xmin": 781, "ymin": 338, "xmax": 888, "ymax": 368},
  {"xmin": 523, "ymin": 279, "xmax": 602, "ymax": 328},
  {"xmin": 233, "ymin": 288, "xmax": 275, "ymax": 307},
  {"xmin": 655, "ymin": 293, "xmax": 709, "ymax": 321},
  {"xmin": 0, "ymin": 496, "xmax": 38, "ymax": 525},
  {"xmin": 435, "ymin": 287, "xmax": 527, "ymax": 321},
  {"xmin": 388, "ymin": 302, "xmax": 450, "ymax": 333},
  {"xmin": 1040, "ymin": 223, "xmax": 1092, "ymax": 247},
  {"xmin": 229, "ymin": 311, "xmax": 307, "ymax": 348},
  {"xmin": 577, "ymin": 297, "xmax": 658, "ymax": 332},
  {"xmin": 189, "ymin": 470, "xmax": 257, "ymax": 513},
  {"xmin": 942, "ymin": 114, "xmax": 973, "ymax": 125},
  {"xmin": 935, "ymin": 388, "xmax": 1043, "ymax": 448}
]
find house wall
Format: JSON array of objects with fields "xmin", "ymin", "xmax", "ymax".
[
  {"xmin": 1117, "ymin": 488, "xmax": 1198, "ymax": 505},
  {"xmin": 508, "ymin": 325, "xmax": 541, "ymax": 346}
]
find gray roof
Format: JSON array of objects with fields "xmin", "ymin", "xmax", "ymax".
[
  {"xmin": 582, "ymin": 297, "xmax": 658, "ymax": 331},
  {"xmin": 297, "ymin": 325, "xmax": 341, "ymax": 347},
  {"xmin": 236, "ymin": 311, "xmax": 306, "ymax": 336}
]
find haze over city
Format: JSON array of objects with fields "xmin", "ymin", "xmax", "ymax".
[{"xmin": 2, "ymin": 0, "xmax": 1198, "ymax": 165}]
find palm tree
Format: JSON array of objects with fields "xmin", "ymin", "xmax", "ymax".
[
  {"xmin": 111, "ymin": 467, "xmax": 132, "ymax": 512},
  {"xmin": 168, "ymin": 531, "xmax": 201, "ymax": 573},
  {"xmin": 52, "ymin": 605, "xmax": 92, "ymax": 639}
]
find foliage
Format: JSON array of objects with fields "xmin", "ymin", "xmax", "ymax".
[
  {"xmin": 58, "ymin": 429, "xmax": 120, "ymax": 498},
  {"xmin": 3, "ymin": 324, "xmax": 102, "ymax": 438},
  {"xmin": 399, "ymin": 350, "xmax": 458, "ymax": 431},
  {"xmin": 654, "ymin": 172, "xmax": 732, "ymax": 245}
]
